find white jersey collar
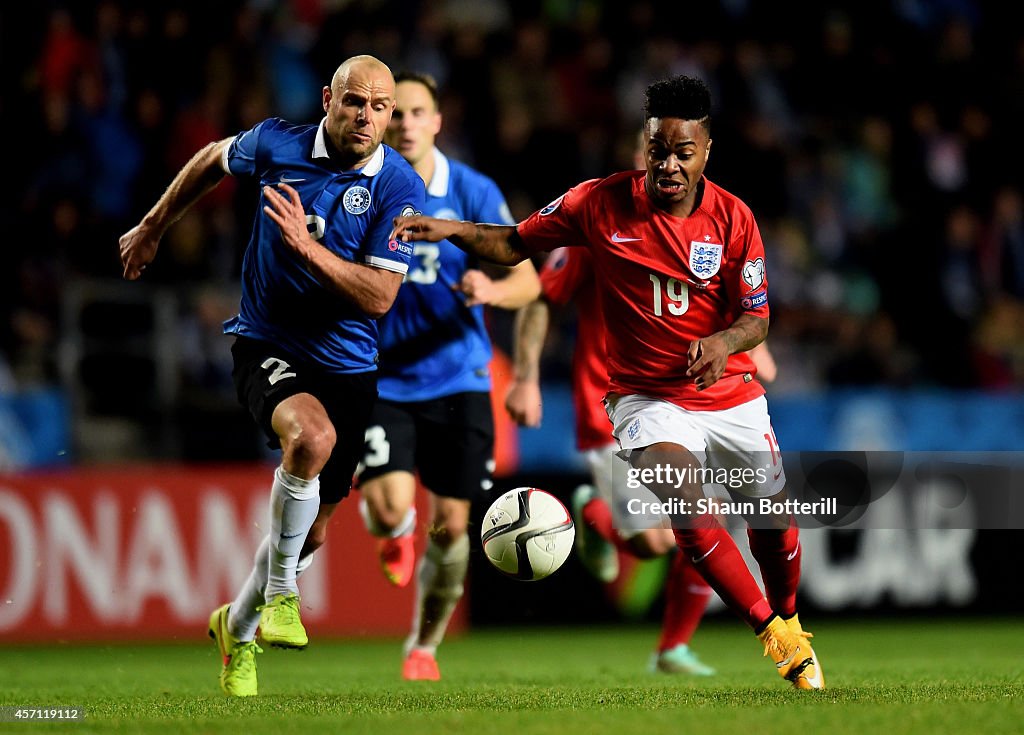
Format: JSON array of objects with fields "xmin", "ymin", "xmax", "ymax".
[
  {"xmin": 313, "ymin": 118, "xmax": 385, "ymax": 176},
  {"xmin": 427, "ymin": 147, "xmax": 450, "ymax": 197}
]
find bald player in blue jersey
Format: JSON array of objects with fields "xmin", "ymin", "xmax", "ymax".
[
  {"xmin": 119, "ymin": 55, "xmax": 425, "ymax": 697},
  {"xmin": 355, "ymin": 72, "xmax": 540, "ymax": 681}
]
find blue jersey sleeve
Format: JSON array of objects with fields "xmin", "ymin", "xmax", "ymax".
[
  {"xmin": 360, "ymin": 166, "xmax": 424, "ymax": 275},
  {"xmin": 223, "ymin": 119, "xmax": 279, "ymax": 178}
]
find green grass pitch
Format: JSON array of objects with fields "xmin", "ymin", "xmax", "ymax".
[{"xmin": 1, "ymin": 617, "xmax": 1021, "ymax": 734}]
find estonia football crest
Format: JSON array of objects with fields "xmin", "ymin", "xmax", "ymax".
[
  {"xmin": 343, "ymin": 186, "xmax": 372, "ymax": 215},
  {"xmin": 689, "ymin": 241, "xmax": 723, "ymax": 280}
]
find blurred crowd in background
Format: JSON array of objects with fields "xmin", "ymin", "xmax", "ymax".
[{"xmin": 3, "ymin": 0, "xmax": 1024, "ymax": 460}]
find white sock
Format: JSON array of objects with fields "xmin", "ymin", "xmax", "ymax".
[
  {"xmin": 405, "ymin": 534, "xmax": 469, "ymax": 655},
  {"xmin": 264, "ymin": 465, "xmax": 320, "ymax": 600},
  {"xmin": 228, "ymin": 535, "xmax": 270, "ymax": 642},
  {"xmin": 359, "ymin": 497, "xmax": 416, "ymax": 538},
  {"xmin": 228, "ymin": 540, "xmax": 318, "ymax": 642}
]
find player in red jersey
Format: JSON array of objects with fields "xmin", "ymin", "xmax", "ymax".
[
  {"xmin": 506, "ymin": 243, "xmax": 778, "ymax": 674},
  {"xmin": 392, "ymin": 75, "xmax": 823, "ymax": 689},
  {"xmin": 506, "ymin": 244, "xmax": 715, "ymax": 675}
]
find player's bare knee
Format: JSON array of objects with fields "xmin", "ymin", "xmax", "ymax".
[
  {"xmin": 286, "ymin": 420, "xmax": 337, "ymax": 470},
  {"xmin": 428, "ymin": 503, "xmax": 470, "ymax": 547},
  {"xmin": 427, "ymin": 522, "xmax": 467, "ymax": 549}
]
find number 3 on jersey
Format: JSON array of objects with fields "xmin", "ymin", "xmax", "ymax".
[
  {"xmin": 407, "ymin": 244, "xmax": 441, "ymax": 284},
  {"xmin": 649, "ymin": 273, "xmax": 689, "ymax": 316},
  {"xmin": 363, "ymin": 425, "xmax": 391, "ymax": 467}
]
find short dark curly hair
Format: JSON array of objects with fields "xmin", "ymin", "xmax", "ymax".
[{"xmin": 644, "ymin": 76, "xmax": 712, "ymax": 134}]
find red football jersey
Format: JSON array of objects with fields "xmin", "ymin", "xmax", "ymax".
[
  {"xmin": 539, "ymin": 247, "xmax": 612, "ymax": 451},
  {"xmin": 519, "ymin": 172, "xmax": 768, "ymax": 411}
]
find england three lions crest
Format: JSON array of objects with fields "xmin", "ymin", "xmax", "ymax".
[{"xmin": 689, "ymin": 241, "xmax": 723, "ymax": 280}]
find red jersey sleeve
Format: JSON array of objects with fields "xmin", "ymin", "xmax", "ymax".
[
  {"xmin": 515, "ymin": 180, "xmax": 601, "ymax": 257},
  {"xmin": 539, "ymin": 247, "xmax": 593, "ymax": 307},
  {"xmin": 727, "ymin": 203, "xmax": 770, "ymax": 321}
]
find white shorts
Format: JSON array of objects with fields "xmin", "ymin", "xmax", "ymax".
[{"xmin": 604, "ymin": 394, "xmax": 786, "ymax": 499}]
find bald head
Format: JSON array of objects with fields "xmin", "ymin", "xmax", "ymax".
[
  {"xmin": 322, "ymin": 54, "xmax": 397, "ymax": 169},
  {"xmin": 331, "ymin": 55, "xmax": 394, "ymax": 93}
]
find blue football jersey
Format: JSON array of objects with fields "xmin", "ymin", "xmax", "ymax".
[
  {"xmin": 377, "ymin": 149, "xmax": 515, "ymax": 401},
  {"xmin": 221, "ymin": 117, "xmax": 424, "ymax": 373}
]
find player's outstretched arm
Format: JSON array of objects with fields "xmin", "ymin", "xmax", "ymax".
[
  {"xmin": 505, "ymin": 298, "xmax": 550, "ymax": 427},
  {"xmin": 264, "ymin": 183, "xmax": 404, "ymax": 318},
  {"xmin": 118, "ymin": 138, "xmax": 232, "ymax": 280},
  {"xmin": 686, "ymin": 313, "xmax": 769, "ymax": 392},
  {"xmin": 392, "ymin": 216, "xmax": 527, "ymax": 266},
  {"xmin": 461, "ymin": 260, "xmax": 541, "ymax": 309}
]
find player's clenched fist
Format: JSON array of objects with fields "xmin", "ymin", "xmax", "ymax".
[{"xmin": 118, "ymin": 224, "xmax": 159, "ymax": 280}]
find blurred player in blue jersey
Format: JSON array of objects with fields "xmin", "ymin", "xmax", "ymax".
[
  {"xmin": 355, "ymin": 72, "xmax": 540, "ymax": 681},
  {"xmin": 119, "ymin": 55, "xmax": 425, "ymax": 697}
]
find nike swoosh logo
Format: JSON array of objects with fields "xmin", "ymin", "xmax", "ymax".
[
  {"xmin": 611, "ymin": 232, "xmax": 642, "ymax": 242},
  {"xmin": 776, "ymin": 645, "xmax": 800, "ymax": 669},
  {"xmin": 786, "ymin": 541, "xmax": 800, "ymax": 561},
  {"xmin": 690, "ymin": 540, "xmax": 720, "ymax": 564},
  {"xmin": 279, "ymin": 177, "xmax": 306, "ymax": 183},
  {"xmin": 801, "ymin": 657, "xmax": 824, "ymax": 688},
  {"xmin": 773, "ymin": 469, "xmax": 784, "ymax": 481}
]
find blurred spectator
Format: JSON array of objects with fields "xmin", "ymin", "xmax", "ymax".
[
  {"xmin": 940, "ymin": 205, "xmax": 985, "ymax": 322},
  {"xmin": 972, "ymin": 297, "xmax": 1024, "ymax": 388},
  {"xmin": 37, "ymin": 7, "xmax": 92, "ymax": 98},
  {"xmin": 840, "ymin": 116, "xmax": 898, "ymax": 243},
  {"xmin": 981, "ymin": 186, "xmax": 1024, "ymax": 300}
]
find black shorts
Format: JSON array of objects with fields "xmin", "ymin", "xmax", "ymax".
[
  {"xmin": 358, "ymin": 391, "xmax": 494, "ymax": 501},
  {"xmin": 231, "ymin": 336, "xmax": 377, "ymax": 504}
]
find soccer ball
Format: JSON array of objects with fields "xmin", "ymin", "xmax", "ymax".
[{"xmin": 480, "ymin": 487, "xmax": 575, "ymax": 581}]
